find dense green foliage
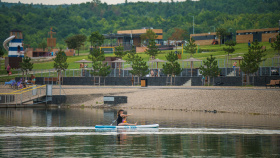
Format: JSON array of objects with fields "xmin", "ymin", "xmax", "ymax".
[
  {"xmin": 240, "ymin": 40, "xmax": 266, "ymax": 85},
  {"xmin": 114, "ymin": 45, "xmax": 127, "ymax": 58},
  {"xmin": 0, "ymin": 47, "xmax": 4, "ymax": 70},
  {"xmin": 271, "ymin": 33, "xmax": 280, "ymax": 55},
  {"xmin": 130, "ymin": 55, "xmax": 149, "ymax": 78},
  {"xmin": 19, "ymin": 56, "xmax": 33, "ymax": 79},
  {"xmin": 0, "ymin": 0, "xmax": 279, "ymax": 49},
  {"xmin": 53, "ymin": 50, "xmax": 69, "ymax": 73},
  {"xmin": 184, "ymin": 38, "xmax": 197, "ymax": 57},
  {"xmin": 163, "ymin": 51, "xmax": 182, "ymax": 85},
  {"xmin": 199, "ymin": 55, "xmax": 220, "ymax": 86},
  {"xmin": 65, "ymin": 34, "xmax": 87, "ymax": 56}
]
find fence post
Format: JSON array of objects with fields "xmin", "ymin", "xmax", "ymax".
[
  {"xmin": 260, "ymin": 67, "xmax": 262, "ymax": 76},
  {"xmin": 269, "ymin": 67, "xmax": 271, "ymax": 76},
  {"xmin": 20, "ymin": 93, "xmax": 22, "ymax": 105}
]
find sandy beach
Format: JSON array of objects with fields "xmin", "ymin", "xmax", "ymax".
[
  {"xmin": 1, "ymin": 84, "xmax": 279, "ymax": 115},
  {"xmin": 48, "ymin": 86, "xmax": 280, "ymax": 115}
]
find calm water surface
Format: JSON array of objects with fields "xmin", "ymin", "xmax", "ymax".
[{"xmin": 0, "ymin": 108, "xmax": 279, "ymax": 157}]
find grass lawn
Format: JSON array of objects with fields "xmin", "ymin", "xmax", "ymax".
[{"xmin": 1, "ymin": 42, "xmax": 278, "ymax": 72}]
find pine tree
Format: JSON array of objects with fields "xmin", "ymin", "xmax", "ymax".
[
  {"xmin": 126, "ymin": 46, "xmax": 136, "ymax": 63},
  {"xmin": 184, "ymin": 37, "xmax": 197, "ymax": 57},
  {"xmin": 199, "ymin": 55, "xmax": 220, "ymax": 86},
  {"xmin": 114, "ymin": 45, "xmax": 127, "ymax": 58},
  {"xmin": 130, "ymin": 55, "xmax": 149, "ymax": 84},
  {"xmin": 162, "ymin": 51, "xmax": 183, "ymax": 85},
  {"xmin": 223, "ymin": 40, "xmax": 236, "ymax": 67},
  {"xmin": 240, "ymin": 40, "xmax": 266, "ymax": 85},
  {"xmin": 89, "ymin": 31, "xmax": 104, "ymax": 48},
  {"xmin": 271, "ymin": 33, "xmax": 280, "ymax": 55},
  {"xmin": 142, "ymin": 29, "xmax": 160, "ymax": 59},
  {"xmin": 20, "ymin": 56, "xmax": 33, "ymax": 80},
  {"xmin": 53, "ymin": 50, "xmax": 69, "ymax": 83}
]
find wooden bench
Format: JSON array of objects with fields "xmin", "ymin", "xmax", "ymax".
[
  {"xmin": 266, "ymin": 80, "xmax": 279, "ymax": 88},
  {"xmin": 44, "ymin": 77, "xmax": 58, "ymax": 84}
]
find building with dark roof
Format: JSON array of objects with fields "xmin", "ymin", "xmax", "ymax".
[{"xmin": 236, "ymin": 28, "xmax": 279, "ymax": 43}]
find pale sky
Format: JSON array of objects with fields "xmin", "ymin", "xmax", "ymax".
[{"xmin": 2, "ymin": 0, "xmax": 188, "ymax": 5}]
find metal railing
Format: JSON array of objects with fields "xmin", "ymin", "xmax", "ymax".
[{"xmin": 0, "ymin": 85, "xmax": 46, "ymax": 106}]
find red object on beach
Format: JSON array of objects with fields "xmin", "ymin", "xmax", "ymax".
[{"xmin": 9, "ymin": 72, "xmax": 12, "ymax": 75}]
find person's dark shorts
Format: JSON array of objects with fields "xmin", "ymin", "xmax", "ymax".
[{"xmin": 7, "ymin": 71, "xmax": 9, "ymax": 74}]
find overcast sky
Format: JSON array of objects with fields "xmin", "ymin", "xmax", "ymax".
[{"xmin": 2, "ymin": 0, "xmax": 188, "ymax": 5}]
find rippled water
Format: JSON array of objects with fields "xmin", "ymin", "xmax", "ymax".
[{"xmin": 0, "ymin": 108, "xmax": 279, "ymax": 157}]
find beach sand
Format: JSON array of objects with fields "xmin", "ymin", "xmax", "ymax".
[{"xmin": 50, "ymin": 86, "xmax": 280, "ymax": 115}]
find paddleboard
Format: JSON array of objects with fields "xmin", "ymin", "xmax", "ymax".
[{"xmin": 95, "ymin": 124, "xmax": 159, "ymax": 129}]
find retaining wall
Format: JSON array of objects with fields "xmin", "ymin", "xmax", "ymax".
[{"xmin": 15, "ymin": 76, "xmax": 280, "ymax": 86}]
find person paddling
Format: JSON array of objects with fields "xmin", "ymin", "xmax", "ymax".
[{"xmin": 117, "ymin": 109, "xmax": 137, "ymax": 126}]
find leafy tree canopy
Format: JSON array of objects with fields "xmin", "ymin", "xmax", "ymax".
[
  {"xmin": 271, "ymin": 33, "xmax": 280, "ymax": 55},
  {"xmin": 65, "ymin": 34, "xmax": 87, "ymax": 56},
  {"xmin": 53, "ymin": 50, "xmax": 69, "ymax": 72},
  {"xmin": 0, "ymin": 0, "xmax": 279, "ymax": 49}
]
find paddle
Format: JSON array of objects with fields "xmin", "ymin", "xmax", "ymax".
[{"xmin": 110, "ymin": 118, "xmax": 117, "ymax": 126}]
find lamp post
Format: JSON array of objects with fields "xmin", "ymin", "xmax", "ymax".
[
  {"xmin": 189, "ymin": 16, "xmax": 194, "ymax": 34},
  {"xmin": 210, "ymin": 26, "xmax": 215, "ymax": 32}
]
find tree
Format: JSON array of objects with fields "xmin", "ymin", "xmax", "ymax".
[
  {"xmin": 141, "ymin": 29, "xmax": 158, "ymax": 44},
  {"xmin": 168, "ymin": 28, "xmax": 188, "ymax": 50},
  {"xmin": 184, "ymin": 37, "xmax": 197, "ymax": 57},
  {"xmin": 143, "ymin": 29, "xmax": 160, "ymax": 59},
  {"xmin": 216, "ymin": 28, "xmax": 228, "ymax": 46},
  {"xmin": 38, "ymin": 42, "xmax": 47, "ymax": 51},
  {"xmin": 53, "ymin": 50, "xmax": 69, "ymax": 83},
  {"xmin": 89, "ymin": 31, "xmax": 104, "ymax": 48},
  {"xmin": 240, "ymin": 40, "xmax": 266, "ymax": 85},
  {"xmin": 223, "ymin": 40, "xmax": 236, "ymax": 67},
  {"xmin": 162, "ymin": 51, "xmax": 183, "ymax": 85},
  {"xmin": 125, "ymin": 46, "xmax": 136, "ymax": 63},
  {"xmin": 65, "ymin": 34, "xmax": 87, "ymax": 56},
  {"xmin": 0, "ymin": 47, "xmax": 5, "ymax": 70},
  {"xmin": 199, "ymin": 55, "xmax": 220, "ymax": 86},
  {"xmin": 130, "ymin": 55, "xmax": 149, "ymax": 85},
  {"xmin": 114, "ymin": 45, "xmax": 127, "ymax": 58},
  {"xmin": 19, "ymin": 56, "xmax": 33, "ymax": 80},
  {"xmin": 271, "ymin": 33, "xmax": 280, "ymax": 55},
  {"xmin": 90, "ymin": 59, "xmax": 111, "ymax": 86}
]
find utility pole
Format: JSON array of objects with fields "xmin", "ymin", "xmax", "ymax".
[
  {"xmin": 192, "ymin": 16, "xmax": 194, "ymax": 34},
  {"xmin": 211, "ymin": 26, "xmax": 215, "ymax": 32}
]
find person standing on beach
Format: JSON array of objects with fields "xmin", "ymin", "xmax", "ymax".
[
  {"xmin": 116, "ymin": 109, "xmax": 137, "ymax": 126},
  {"xmin": 6, "ymin": 64, "xmax": 11, "ymax": 76}
]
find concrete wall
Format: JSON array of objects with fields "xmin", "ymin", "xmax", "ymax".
[{"xmin": 17, "ymin": 76, "xmax": 280, "ymax": 87}]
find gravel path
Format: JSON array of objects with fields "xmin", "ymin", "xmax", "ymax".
[{"xmin": 50, "ymin": 86, "xmax": 280, "ymax": 115}]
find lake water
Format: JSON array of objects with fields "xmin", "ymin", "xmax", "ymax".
[{"xmin": 0, "ymin": 108, "xmax": 279, "ymax": 157}]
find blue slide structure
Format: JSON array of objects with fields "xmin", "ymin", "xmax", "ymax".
[{"xmin": 3, "ymin": 35, "xmax": 24, "ymax": 57}]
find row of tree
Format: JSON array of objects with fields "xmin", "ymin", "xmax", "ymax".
[
  {"xmin": 0, "ymin": 0, "xmax": 279, "ymax": 49},
  {"xmin": 13, "ymin": 30, "xmax": 280, "ymax": 86}
]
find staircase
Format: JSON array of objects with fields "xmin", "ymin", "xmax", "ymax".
[{"xmin": 182, "ymin": 79, "xmax": 192, "ymax": 86}]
